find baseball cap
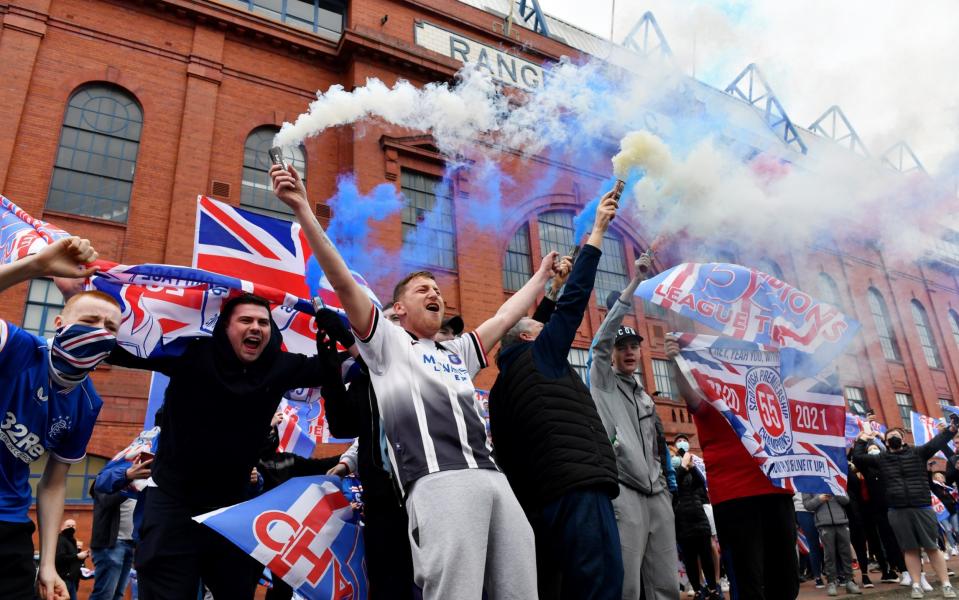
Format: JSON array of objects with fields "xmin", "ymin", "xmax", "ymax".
[
  {"xmin": 614, "ymin": 325, "xmax": 643, "ymax": 346},
  {"xmin": 441, "ymin": 315, "xmax": 464, "ymax": 336}
]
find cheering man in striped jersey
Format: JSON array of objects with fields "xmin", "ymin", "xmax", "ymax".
[{"xmin": 271, "ymin": 164, "xmax": 559, "ymax": 599}]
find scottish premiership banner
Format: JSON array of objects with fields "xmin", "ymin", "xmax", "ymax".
[
  {"xmin": 195, "ymin": 476, "xmax": 366, "ymax": 600},
  {"xmin": 636, "ymin": 263, "xmax": 859, "ymax": 377},
  {"xmin": 673, "ymin": 333, "xmax": 848, "ymax": 494}
]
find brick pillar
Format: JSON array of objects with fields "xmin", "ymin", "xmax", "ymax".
[
  {"xmin": 0, "ymin": 1, "xmax": 51, "ymax": 192},
  {"xmin": 162, "ymin": 24, "xmax": 224, "ymax": 264}
]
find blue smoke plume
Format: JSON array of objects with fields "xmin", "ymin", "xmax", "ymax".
[{"xmin": 304, "ymin": 175, "xmax": 402, "ymax": 296}]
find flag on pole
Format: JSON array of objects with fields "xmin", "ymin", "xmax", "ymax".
[
  {"xmin": 194, "ymin": 476, "xmax": 366, "ymax": 600},
  {"xmin": 0, "ymin": 195, "xmax": 69, "ymax": 263}
]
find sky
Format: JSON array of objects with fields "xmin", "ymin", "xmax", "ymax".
[{"xmin": 541, "ymin": 0, "xmax": 959, "ymax": 175}]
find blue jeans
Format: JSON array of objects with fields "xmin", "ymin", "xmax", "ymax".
[
  {"xmin": 89, "ymin": 540, "xmax": 135, "ymax": 600},
  {"xmin": 796, "ymin": 511, "xmax": 823, "ymax": 580}
]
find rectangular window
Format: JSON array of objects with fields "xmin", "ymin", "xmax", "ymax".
[
  {"xmin": 844, "ymin": 387, "xmax": 867, "ymax": 416},
  {"xmin": 652, "ymin": 359, "xmax": 679, "ymax": 400},
  {"xmin": 223, "ymin": 0, "xmax": 346, "ymax": 37},
  {"xmin": 941, "ymin": 398, "xmax": 954, "ymax": 413},
  {"xmin": 568, "ymin": 348, "xmax": 589, "ymax": 385},
  {"xmin": 401, "ymin": 170, "xmax": 457, "ymax": 270},
  {"xmin": 503, "ymin": 224, "xmax": 532, "ymax": 292},
  {"xmin": 28, "ymin": 454, "xmax": 107, "ymax": 504},
  {"xmin": 642, "ymin": 299, "xmax": 669, "ymax": 319},
  {"xmin": 22, "ymin": 279, "xmax": 65, "ymax": 338},
  {"xmin": 895, "ymin": 392, "xmax": 914, "ymax": 430}
]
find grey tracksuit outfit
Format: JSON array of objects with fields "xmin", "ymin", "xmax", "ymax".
[
  {"xmin": 802, "ymin": 493, "xmax": 852, "ymax": 583},
  {"xmin": 591, "ymin": 297, "xmax": 678, "ymax": 600}
]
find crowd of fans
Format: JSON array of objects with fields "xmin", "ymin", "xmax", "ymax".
[{"xmin": 3, "ymin": 164, "xmax": 959, "ymax": 600}]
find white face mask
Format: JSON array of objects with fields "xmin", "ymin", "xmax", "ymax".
[{"xmin": 867, "ymin": 448, "xmax": 881, "ymax": 456}]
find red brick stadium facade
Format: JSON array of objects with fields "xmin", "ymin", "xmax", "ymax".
[{"xmin": 1, "ymin": 0, "xmax": 958, "ymax": 556}]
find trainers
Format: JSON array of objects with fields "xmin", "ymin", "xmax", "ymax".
[
  {"xmin": 845, "ymin": 580, "xmax": 862, "ymax": 595},
  {"xmin": 911, "ymin": 583, "xmax": 924, "ymax": 598},
  {"xmin": 861, "ymin": 574, "xmax": 874, "ymax": 589},
  {"xmin": 944, "ymin": 584, "xmax": 958, "ymax": 599},
  {"xmin": 882, "ymin": 571, "xmax": 901, "ymax": 583},
  {"xmin": 921, "ymin": 573, "xmax": 933, "ymax": 592},
  {"xmin": 827, "ymin": 582, "xmax": 838, "ymax": 597},
  {"xmin": 720, "ymin": 577, "xmax": 729, "ymax": 592},
  {"xmin": 815, "ymin": 577, "xmax": 826, "ymax": 589},
  {"xmin": 902, "ymin": 572, "xmax": 914, "ymax": 586}
]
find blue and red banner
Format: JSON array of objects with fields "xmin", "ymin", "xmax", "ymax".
[
  {"xmin": 636, "ymin": 263, "xmax": 860, "ymax": 378},
  {"xmin": 673, "ymin": 333, "xmax": 848, "ymax": 495},
  {"xmin": 194, "ymin": 476, "xmax": 366, "ymax": 600},
  {"xmin": 0, "ymin": 195, "xmax": 70, "ymax": 262}
]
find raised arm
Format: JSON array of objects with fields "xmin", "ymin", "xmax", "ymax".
[
  {"xmin": 474, "ymin": 251, "xmax": 557, "ymax": 351},
  {"xmin": 36, "ymin": 459, "xmax": 71, "ymax": 600},
  {"xmin": 270, "ymin": 164, "xmax": 373, "ymax": 336},
  {"xmin": 590, "ymin": 253, "xmax": 651, "ymax": 390},
  {"xmin": 664, "ymin": 334, "xmax": 706, "ymax": 411},
  {"xmin": 0, "ymin": 236, "xmax": 98, "ymax": 294},
  {"xmin": 920, "ymin": 424, "xmax": 958, "ymax": 461}
]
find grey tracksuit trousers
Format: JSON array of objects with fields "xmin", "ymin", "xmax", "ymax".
[
  {"xmin": 614, "ymin": 485, "xmax": 679, "ymax": 600},
  {"xmin": 405, "ymin": 468, "xmax": 538, "ymax": 600}
]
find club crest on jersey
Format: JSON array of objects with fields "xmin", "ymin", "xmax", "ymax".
[
  {"xmin": 448, "ymin": 354, "xmax": 462, "ymax": 366},
  {"xmin": 48, "ymin": 416, "xmax": 72, "ymax": 444},
  {"xmin": 745, "ymin": 366, "xmax": 792, "ymax": 456}
]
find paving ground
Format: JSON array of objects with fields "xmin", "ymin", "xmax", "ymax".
[{"xmin": 794, "ymin": 556, "xmax": 957, "ymax": 599}]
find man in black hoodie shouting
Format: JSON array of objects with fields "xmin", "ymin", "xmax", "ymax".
[{"xmin": 108, "ymin": 294, "xmax": 346, "ymax": 600}]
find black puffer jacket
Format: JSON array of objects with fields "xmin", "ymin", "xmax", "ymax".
[
  {"xmin": 853, "ymin": 428, "xmax": 954, "ymax": 508},
  {"xmin": 673, "ymin": 464, "xmax": 711, "ymax": 539},
  {"xmin": 490, "ymin": 345, "xmax": 619, "ymax": 510}
]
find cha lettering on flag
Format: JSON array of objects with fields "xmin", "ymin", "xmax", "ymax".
[
  {"xmin": 636, "ymin": 263, "xmax": 860, "ymax": 377},
  {"xmin": 673, "ymin": 334, "xmax": 847, "ymax": 495},
  {"xmin": 194, "ymin": 476, "xmax": 366, "ymax": 600}
]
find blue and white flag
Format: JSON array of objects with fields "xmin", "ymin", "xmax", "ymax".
[
  {"xmin": 0, "ymin": 195, "xmax": 70, "ymax": 263},
  {"xmin": 910, "ymin": 411, "xmax": 954, "ymax": 458},
  {"xmin": 194, "ymin": 476, "xmax": 366, "ymax": 600},
  {"xmin": 636, "ymin": 263, "xmax": 860, "ymax": 377}
]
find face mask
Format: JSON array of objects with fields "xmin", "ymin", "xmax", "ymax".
[
  {"xmin": 887, "ymin": 436, "xmax": 903, "ymax": 450},
  {"xmin": 671, "ymin": 456, "xmax": 682, "ymax": 469},
  {"xmin": 50, "ymin": 324, "xmax": 117, "ymax": 387},
  {"xmin": 867, "ymin": 447, "xmax": 881, "ymax": 456},
  {"xmin": 676, "ymin": 441, "xmax": 690, "ymax": 453}
]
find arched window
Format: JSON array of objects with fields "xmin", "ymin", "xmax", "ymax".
[
  {"xmin": 535, "ymin": 210, "xmax": 628, "ymax": 306},
  {"xmin": 867, "ymin": 288, "xmax": 901, "ymax": 361},
  {"xmin": 537, "ymin": 210, "xmax": 575, "ymax": 257},
  {"xmin": 818, "ymin": 272, "xmax": 843, "ymax": 309},
  {"xmin": 241, "ymin": 126, "xmax": 306, "ymax": 219},
  {"xmin": 757, "ymin": 259, "xmax": 785, "ymax": 281},
  {"xmin": 46, "ymin": 84, "xmax": 142, "ymax": 222},
  {"xmin": 949, "ymin": 309, "xmax": 959, "ymax": 351},
  {"xmin": 503, "ymin": 223, "xmax": 532, "ymax": 292},
  {"xmin": 911, "ymin": 300, "xmax": 942, "ymax": 368}
]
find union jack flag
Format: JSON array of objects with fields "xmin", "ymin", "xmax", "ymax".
[{"xmin": 673, "ymin": 333, "xmax": 848, "ymax": 495}]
